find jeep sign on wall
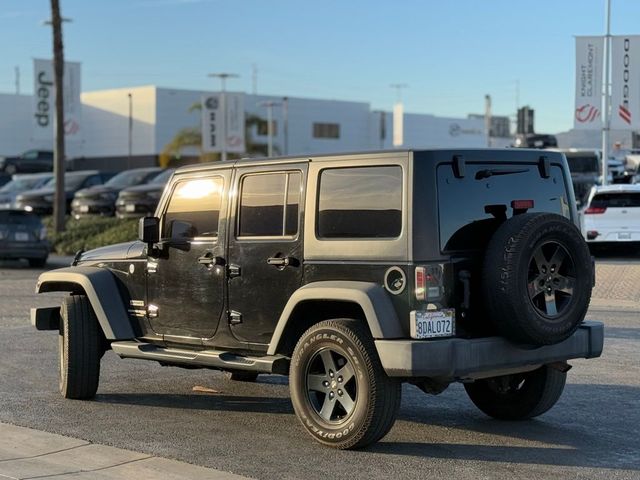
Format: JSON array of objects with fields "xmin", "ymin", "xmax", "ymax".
[{"xmin": 32, "ymin": 58, "xmax": 82, "ymax": 143}]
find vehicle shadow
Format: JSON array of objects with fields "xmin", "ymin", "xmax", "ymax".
[
  {"xmin": 370, "ymin": 383, "xmax": 639, "ymax": 471},
  {"xmin": 95, "ymin": 392, "xmax": 294, "ymax": 415}
]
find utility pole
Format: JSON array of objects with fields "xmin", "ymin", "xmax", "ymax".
[
  {"xmin": 485, "ymin": 94, "xmax": 492, "ymax": 147},
  {"xmin": 601, "ymin": 0, "xmax": 612, "ymax": 186},
  {"xmin": 390, "ymin": 84, "xmax": 408, "ymax": 147},
  {"xmin": 252, "ymin": 64, "xmax": 258, "ymax": 95},
  {"xmin": 14, "ymin": 66, "xmax": 20, "ymax": 95},
  {"xmin": 46, "ymin": 0, "xmax": 69, "ymax": 233},
  {"xmin": 258, "ymin": 101, "xmax": 282, "ymax": 157},
  {"xmin": 207, "ymin": 72, "xmax": 239, "ymax": 162}
]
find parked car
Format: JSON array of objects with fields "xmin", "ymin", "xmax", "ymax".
[
  {"xmin": 0, "ymin": 209, "xmax": 48, "ymax": 267},
  {"xmin": 582, "ymin": 184, "xmax": 640, "ymax": 245},
  {"xmin": 15, "ymin": 170, "xmax": 114, "ymax": 215},
  {"xmin": 0, "ymin": 173, "xmax": 53, "ymax": 209},
  {"xmin": 33, "ymin": 149, "xmax": 602, "ymax": 450},
  {"xmin": 71, "ymin": 167, "xmax": 163, "ymax": 219},
  {"xmin": 0, "ymin": 150, "xmax": 53, "ymax": 175},
  {"xmin": 115, "ymin": 168, "xmax": 174, "ymax": 218}
]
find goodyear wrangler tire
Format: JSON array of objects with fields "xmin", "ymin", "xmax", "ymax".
[
  {"xmin": 464, "ymin": 365, "xmax": 567, "ymax": 420},
  {"xmin": 59, "ymin": 295, "xmax": 102, "ymax": 399},
  {"xmin": 483, "ymin": 213, "xmax": 592, "ymax": 345},
  {"xmin": 289, "ymin": 319, "xmax": 401, "ymax": 449}
]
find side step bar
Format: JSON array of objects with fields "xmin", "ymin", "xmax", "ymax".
[{"xmin": 111, "ymin": 341, "xmax": 290, "ymax": 375}]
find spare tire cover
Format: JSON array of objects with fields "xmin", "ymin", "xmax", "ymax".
[{"xmin": 482, "ymin": 212, "xmax": 592, "ymax": 345}]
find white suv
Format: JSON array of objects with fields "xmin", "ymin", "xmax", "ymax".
[{"xmin": 582, "ymin": 185, "xmax": 640, "ymax": 244}]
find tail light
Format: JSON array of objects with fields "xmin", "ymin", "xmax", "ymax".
[
  {"xmin": 415, "ymin": 265, "xmax": 444, "ymax": 302},
  {"xmin": 587, "ymin": 230, "xmax": 599, "ymax": 240},
  {"xmin": 585, "ymin": 206, "xmax": 607, "ymax": 214}
]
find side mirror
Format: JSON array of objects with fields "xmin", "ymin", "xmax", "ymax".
[{"xmin": 139, "ymin": 216, "xmax": 160, "ymax": 244}]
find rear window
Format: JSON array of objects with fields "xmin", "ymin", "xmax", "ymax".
[
  {"xmin": 437, "ymin": 164, "xmax": 568, "ymax": 252},
  {"xmin": 590, "ymin": 192, "xmax": 640, "ymax": 208},
  {"xmin": 0, "ymin": 211, "xmax": 42, "ymax": 226},
  {"xmin": 565, "ymin": 154, "xmax": 599, "ymax": 174}
]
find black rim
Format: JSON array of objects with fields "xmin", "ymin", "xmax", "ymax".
[
  {"xmin": 305, "ymin": 347, "xmax": 357, "ymax": 423},
  {"xmin": 527, "ymin": 241, "xmax": 576, "ymax": 317}
]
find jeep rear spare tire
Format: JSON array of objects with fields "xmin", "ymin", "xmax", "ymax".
[
  {"xmin": 289, "ymin": 319, "xmax": 401, "ymax": 450},
  {"xmin": 483, "ymin": 213, "xmax": 592, "ymax": 345}
]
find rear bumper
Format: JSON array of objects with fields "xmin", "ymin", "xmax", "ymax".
[
  {"xmin": 376, "ymin": 321, "xmax": 604, "ymax": 379},
  {"xmin": 0, "ymin": 242, "xmax": 49, "ymax": 260}
]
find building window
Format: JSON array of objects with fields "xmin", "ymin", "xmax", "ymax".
[
  {"xmin": 313, "ymin": 123, "xmax": 340, "ymax": 139},
  {"xmin": 238, "ymin": 171, "xmax": 301, "ymax": 237},
  {"xmin": 317, "ymin": 166, "xmax": 402, "ymax": 238},
  {"xmin": 257, "ymin": 120, "xmax": 277, "ymax": 137},
  {"xmin": 163, "ymin": 177, "xmax": 223, "ymax": 240}
]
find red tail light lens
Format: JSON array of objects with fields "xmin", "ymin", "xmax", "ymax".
[
  {"xmin": 415, "ymin": 267, "xmax": 426, "ymax": 301},
  {"xmin": 511, "ymin": 199, "xmax": 535, "ymax": 210},
  {"xmin": 584, "ymin": 206, "xmax": 607, "ymax": 214}
]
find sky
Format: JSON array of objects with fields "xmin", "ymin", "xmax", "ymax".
[{"xmin": 1, "ymin": 0, "xmax": 640, "ymax": 134}]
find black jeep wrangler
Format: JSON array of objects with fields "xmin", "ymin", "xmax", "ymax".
[{"xmin": 32, "ymin": 149, "xmax": 603, "ymax": 449}]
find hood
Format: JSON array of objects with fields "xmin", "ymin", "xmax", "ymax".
[
  {"xmin": 75, "ymin": 185, "xmax": 118, "ymax": 199},
  {"xmin": 77, "ymin": 241, "xmax": 146, "ymax": 262},
  {"xmin": 120, "ymin": 183, "xmax": 164, "ymax": 195}
]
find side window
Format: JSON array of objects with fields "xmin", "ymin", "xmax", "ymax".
[
  {"xmin": 238, "ymin": 171, "xmax": 301, "ymax": 237},
  {"xmin": 84, "ymin": 175, "xmax": 102, "ymax": 188},
  {"xmin": 163, "ymin": 177, "xmax": 223, "ymax": 240},
  {"xmin": 317, "ymin": 166, "xmax": 402, "ymax": 238}
]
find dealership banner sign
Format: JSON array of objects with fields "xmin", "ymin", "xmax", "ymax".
[
  {"xmin": 201, "ymin": 93, "xmax": 245, "ymax": 154},
  {"xmin": 610, "ymin": 36, "xmax": 640, "ymax": 129},
  {"xmin": 574, "ymin": 36, "xmax": 604, "ymax": 130},
  {"xmin": 32, "ymin": 58, "xmax": 82, "ymax": 142}
]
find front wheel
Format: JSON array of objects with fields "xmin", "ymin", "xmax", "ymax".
[
  {"xmin": 289, "ymin": 319, "xmax": 401, "ymax": 449},
  {"xmin": 464, "ymin": 365, "xmax": 566, "ymax": 420},
  {"xmin": 59, "ymin": 295, "xmax": 102, "ymax": 399}
]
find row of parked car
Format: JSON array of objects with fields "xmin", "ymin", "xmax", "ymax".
[{"xmin": 0, "ymin": 167, "xmax": 173, "ymax": 219}]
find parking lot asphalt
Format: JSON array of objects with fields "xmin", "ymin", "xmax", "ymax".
[{"xmin": 0, "ymin": 255, "xmax": 638, "ymax": 480}]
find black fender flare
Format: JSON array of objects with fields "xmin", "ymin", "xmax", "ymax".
[
  {"xmin": 36, "ymin": 266, "xmax": 135, "ymax": 340},
  {"xmin": 266, "ymin": 281, "xmax": 403, "ymax": 356}
]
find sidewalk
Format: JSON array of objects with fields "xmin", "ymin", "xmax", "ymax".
[{"xmin": 0, "ymin": 422, "xmax": 250, "ymax": 480}]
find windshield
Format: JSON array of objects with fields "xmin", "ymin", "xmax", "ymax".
[
  {"xmin": 150, "ymin": 169, "xmax": 174, "ymax": 184},
  {"xmin": 105, "ymin": 169, "xmax": 159, "ymax": 189},
  {"xmin": 0, "ymin": 210, "xmax": 42, "ymax": 227},
  {"xmin": 0, "ymin": 176, "xmax": 51, "ymax": 193},
  {"xmin": 565, "ymin": 154, "xmax": 599, "ymax": 174},
  {"xmin": 44, "ymin": 174, "xmax": 95, "ymax": 190}
]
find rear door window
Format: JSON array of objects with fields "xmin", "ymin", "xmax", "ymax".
[{"xmin": 437, "ymin": 164, "xmax": 568, "ymax": 252}]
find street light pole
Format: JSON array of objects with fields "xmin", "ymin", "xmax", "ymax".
[
  {"xmin": 282, "ymin": 97, "xmax": 289, "ymax": 155},
  {"xmin": 128, "ymin": 93, "xmax": 133, "ymax": 169},
  {"xmin": 258, "ymin": 101, "xmax": 282, "ymax": 157},
  {"xmin": 208, "ymin": 72, "xmax": 239, "ymax": 162},
  {"xmin": 601, "ymin": 0, "xmax": 612, "ymax": 186}
]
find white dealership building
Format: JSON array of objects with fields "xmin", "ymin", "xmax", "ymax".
[{"xmin": 0, "ymin": 85, "xmax": 492, "ymax": 165}]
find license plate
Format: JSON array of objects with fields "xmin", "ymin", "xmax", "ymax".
[
  {"xmin": 125, "ymin": 204, "xmax": 136, "ymax": 212},
  {"xmin": 618, "ymin": 232, "xmax": 631, "ymax": 240},
  {"xmin": 79, "ymin": 205, "xmax": 89, "ymax": 213},
  {"xmin": 14, "ymin": 232, "xmax": 29, "ymax": 241},
  {"xmin": 410, "ymin": 309, "xmax": 455, "ymax": 339}
]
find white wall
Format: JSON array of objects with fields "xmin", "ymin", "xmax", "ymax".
[
  {"xmin": 80, "ymin": 86, "xmax": 156, "ymax": 157},
  {"xmin": 0, "ymin": 94, "xmax": 38, "ymax": 155}
]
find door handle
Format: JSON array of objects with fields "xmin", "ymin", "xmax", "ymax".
[
  {"xmin": 267, "ymin": 256, "xmax": 290, "ymax": 267},
  {"xmin": 198, "ymin": 252, "xmax": 224, "ymax": 267}
]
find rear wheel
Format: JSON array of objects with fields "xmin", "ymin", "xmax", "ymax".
[
  {"xmin": 59, "ymin": 295, "xmax": 102, "ymax": 399},
  {"xmin": 464, "ymin": 365, "xmax": 566, "ymax": 420},
  {"xmin": 290, "ymin": 319, "xmax": 401, "ymax": 449}
]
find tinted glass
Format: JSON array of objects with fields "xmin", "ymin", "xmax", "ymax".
[
  {"xmin": 0, "ymin": 176, "xmax": 51, "ymax": 192},
  {"xmin": 0, "ymin": 211, "xmax": 42, "ymax": 227},
  {"xmin": 105, "ymin": 169, "xmax": 159, "ymax": 188},
  {"xmin": 566, "ymin": 154, "xmax": 599, "ymax": 173},
  {"xmin": 437, "ymin": 164, "xmax": 568, "ymax": 252},
  {"xmin": 239, "ymin": 172, "xmax": 300, "ymax": 237},
  {"xmin": 45, "ymin": 173, "xmax": 96, "ymax": 190},
  {"xmin": 163, "ymin": 177, "xmax": 223, "ymax": 239},
  {"xmin": 317, "ymin": 166, "xmax": 402, "ymax": 238},
  {"xmin": 591, "ymin": 192, "xmax": 640, "ymax": 208},
  {"xmin": 150, "ymin": 169, "xmax": 174, "ymax": 185}
]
